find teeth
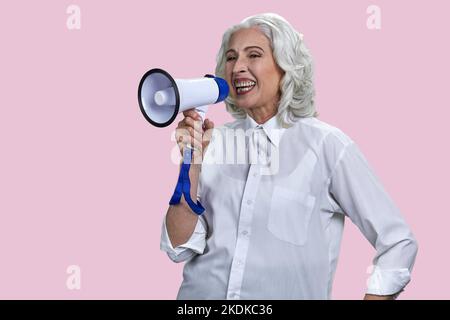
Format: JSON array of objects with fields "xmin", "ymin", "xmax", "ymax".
[
  {"xmin": 234, "ymin": 80, "xmax": 256, "ymax": 88},
  {"xmin": 237, "ymin": 86, "xmax": 255, "ymax": 93}
]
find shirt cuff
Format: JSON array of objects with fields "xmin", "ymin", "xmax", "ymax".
[
  {"xmin": 366, "ymin": 265, "xmax": 411, "ymax": 296},
  {"xmin": 160, "ymin": 216, "xmax": 207, "ymax": 259}
]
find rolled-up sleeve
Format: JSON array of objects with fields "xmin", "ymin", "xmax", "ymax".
[
  {"xmin": 328, "ymin": 141, "xmax": 418, "ymax": 296},
  {"xmin": 160, "ymin": 214, "xmax": 208, "ymax": 263}
]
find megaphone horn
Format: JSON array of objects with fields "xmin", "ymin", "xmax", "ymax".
[{"xmin": 137, "ymin": 68, "xmax": 229, "ymax": 127}]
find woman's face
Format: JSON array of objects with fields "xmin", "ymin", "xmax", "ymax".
[{"xmin": 225, "ymin": 27, "xmax": 284, "ymax": 114}]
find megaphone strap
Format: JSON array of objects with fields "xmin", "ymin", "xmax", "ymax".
[
  {"xmin": 168, "ymin": 163, "xmax": 183, "ymax": 205},
  {"xmin": 169, "ymin": 147, "xmax": 205, "ymax": 215}
]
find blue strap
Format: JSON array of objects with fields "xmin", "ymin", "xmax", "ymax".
[{"xmin": 169, "ymin": 147, "xmax": 205, "ymax": 215}]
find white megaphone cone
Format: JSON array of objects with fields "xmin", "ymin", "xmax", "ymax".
[{"xmin": 138, "ymin": 68, "xmax": 229, "ymax": 127}]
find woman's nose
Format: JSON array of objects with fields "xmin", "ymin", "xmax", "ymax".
[{"xmin": 232, "ymin": 57, "xmax": 248, "ymax": 74}]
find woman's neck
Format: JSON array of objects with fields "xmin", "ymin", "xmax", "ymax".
[{"xmin": 247, "ymin": 107, "xmax": 277, "ymax": 124}]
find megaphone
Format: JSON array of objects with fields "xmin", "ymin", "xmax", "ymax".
[{"xmin": 138, "ymin": 68, "xmax": 229, "ymax": 127}]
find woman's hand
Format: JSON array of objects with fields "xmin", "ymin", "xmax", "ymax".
[{"xmin": 175, "ymin": 109, "xmax": 214, "ymax": 164}]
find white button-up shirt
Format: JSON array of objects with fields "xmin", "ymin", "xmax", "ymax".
[{"xmin": 160, "ymin": 114, "xmax": 418, "ymax": 299}]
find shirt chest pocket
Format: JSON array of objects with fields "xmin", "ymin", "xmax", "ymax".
[{"xmin": 267, "ymin": 186, "xmax": 316, "ymax": 246}]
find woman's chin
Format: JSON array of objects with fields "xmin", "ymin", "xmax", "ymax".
[{"xmin": 234, "ymin": 98, "xmax": 257, "ymax": 110}]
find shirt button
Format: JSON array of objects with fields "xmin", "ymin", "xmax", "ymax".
[
  {"xmin": 252, "ymin": 172, "xmax": 258, "ymax": 177},
  {"xmin": 242, "ymin": 230, "xmax": 248, "ymax": 236},
  {"xmin": 246, "ymin": 199, "xmax": 252, "ymax": 205}
]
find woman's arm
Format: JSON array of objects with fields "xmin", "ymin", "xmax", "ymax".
[
  {"xmin": 160, "ymin": 109, "xmax": 214, "ymax": 261},
  {"xmin": 165, "ymin": 163, "xmax": 202, "ymax": 248},
  {"xmin": 328, "ymin": 141, "xmax": 418, "ymax": 298}
]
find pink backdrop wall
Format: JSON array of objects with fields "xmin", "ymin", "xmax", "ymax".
[{"xmin": 0, "ymin": 0, "xmax": 448, "ymax": 299}]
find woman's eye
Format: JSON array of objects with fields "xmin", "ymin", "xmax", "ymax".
[
  {"xmin": 250, "ymin": 54, "xmax": 261, "ymax": 58},
  {"xmin": 226, "ymin": 56, "xmax": 236, "ymax": 61}
]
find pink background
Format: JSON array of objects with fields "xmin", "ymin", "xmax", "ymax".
[{"xmin": 0, "ymin": 0, "xmax": 448, "ymax": 299}]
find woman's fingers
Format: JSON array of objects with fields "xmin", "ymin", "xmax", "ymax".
[
  {"xmin": 203, "ymin": 118, "xmax": 214, "ymax": 131},
  {"xmin": 183, "ymin": 110, "xmax": 201, "ymax": 121},
  {"xmin": 177, "ymin": 135, "xmax": 202, "ymax": 151},
  {"xmin": 183, "ymin": 116, "xmax": 203, "ymax": 134},
  {"xmin": 202, "ymin": 119, "xmax": 214, "ymax": 152},
  {"xmin": 175, "ymin": 125, "xmax": 203, "ymax": 153},
  {"xmin": 176, "ymin": 112, "xmax": 214, "ymax": 159}
]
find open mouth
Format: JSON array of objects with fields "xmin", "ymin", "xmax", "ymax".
[{"xmin": 234, "ymin": 80, "xmax": 256, "ymax": 95}]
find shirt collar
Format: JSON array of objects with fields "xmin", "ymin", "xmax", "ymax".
[{"xmin": 244, "ymin": 114, "xmax": 286, "ymax": 148}]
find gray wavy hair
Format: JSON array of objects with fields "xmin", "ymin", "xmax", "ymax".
[{"xmin": 215, "ymin": 13, "xmax": 319, "ymax": 128}]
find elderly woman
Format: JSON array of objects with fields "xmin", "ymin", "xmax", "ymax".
[{"xmin": 160, "ymin": 13, "xmax": 418, "ymax": 300}]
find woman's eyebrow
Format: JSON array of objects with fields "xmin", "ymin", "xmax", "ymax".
[{"xmin": 226, "ymin": 46, "xmax": 265, "ymax": 55}]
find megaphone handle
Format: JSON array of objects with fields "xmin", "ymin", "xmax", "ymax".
[
  {"xmin": 168, "ymin": 147, "xmax": 205, "ymax": 215},
  {"xmin": 195, "ymin": 105, "xmax": 208, "ymax": 123}
]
